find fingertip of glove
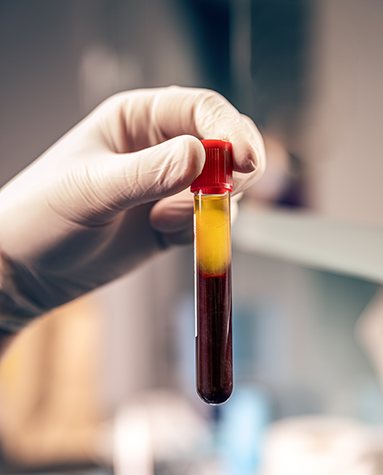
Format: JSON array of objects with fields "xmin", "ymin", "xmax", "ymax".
[
  {"xmin": 242, "ymin": 146, "xmax": 266, "ymax": 176},
  {"xmin": 232, "ymin": 121, "xmax": 266, "ymax": 178},
  {"xmin": 177, "ymin": 135, "xmax": 205, "ymax": 181}
]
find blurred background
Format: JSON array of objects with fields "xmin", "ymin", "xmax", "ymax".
[{"xmin": 0, "ymin": 0, "xmax": 383, "ymax": 474}]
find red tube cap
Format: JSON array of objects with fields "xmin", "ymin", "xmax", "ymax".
[{"xmin": 191, "ymin": 139, "xmax": 233, "ymax": 194}]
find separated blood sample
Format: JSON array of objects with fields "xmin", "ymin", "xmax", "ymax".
[{"xmin": 191, "ymin": 139, "xmax": 233, "ymax": 405}]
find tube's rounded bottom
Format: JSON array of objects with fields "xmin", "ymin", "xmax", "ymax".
[{"xmin": 197, "ymin": 385, "xmax": 233, "ymax": 405}]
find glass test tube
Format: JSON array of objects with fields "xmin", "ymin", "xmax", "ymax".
[{"xmin": 191, "ymin": 139, "xmax": 233, "ymax": 405}]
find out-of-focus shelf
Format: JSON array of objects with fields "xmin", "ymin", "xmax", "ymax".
[
  {"xmin": 233, "ymin": 206, "xmax": 383, "ymax": 284},
  {"xmin": 0, "ymin": 461, "xmax": 106, "ymax": 474}
]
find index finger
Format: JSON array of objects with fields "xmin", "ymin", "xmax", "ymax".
[
  {"xmin": 96, "ymin": 86, "xmax": 265, "ymax": 185},
  {"xmin": 153, "ymin": 86, "xmax": 265, "ymax": 178}
]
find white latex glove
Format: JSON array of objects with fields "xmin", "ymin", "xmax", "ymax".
[{"xmin": 0, "ymin": 86, "xmax": 265, "ymax": 332}]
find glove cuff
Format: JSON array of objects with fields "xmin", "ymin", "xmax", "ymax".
[{"xmin": 0, "ymin": 254, "xmax": 44, "ymax": 333}]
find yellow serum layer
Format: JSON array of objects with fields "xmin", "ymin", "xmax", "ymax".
[{"xmin": 194, "ymin": 193, "xmax": 231, "ymax": 276}]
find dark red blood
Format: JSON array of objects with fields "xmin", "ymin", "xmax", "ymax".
[{"xmin": 196, "ymin": 267, "xmax": 233, "ymax": 404}]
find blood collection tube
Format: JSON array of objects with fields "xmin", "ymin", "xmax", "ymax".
[{"xmin": 191, "ymin": 139, "xmax": 233, "ymax": 405}]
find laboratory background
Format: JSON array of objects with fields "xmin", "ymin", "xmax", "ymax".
[{"xmin": 0, "ymin": 0, "xmax": 383, "ymax": 474}]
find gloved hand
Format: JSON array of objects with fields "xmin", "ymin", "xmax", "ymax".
[{"xmin": 0, "ymin": 86, "xmax": 265, "ymax": 332}]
